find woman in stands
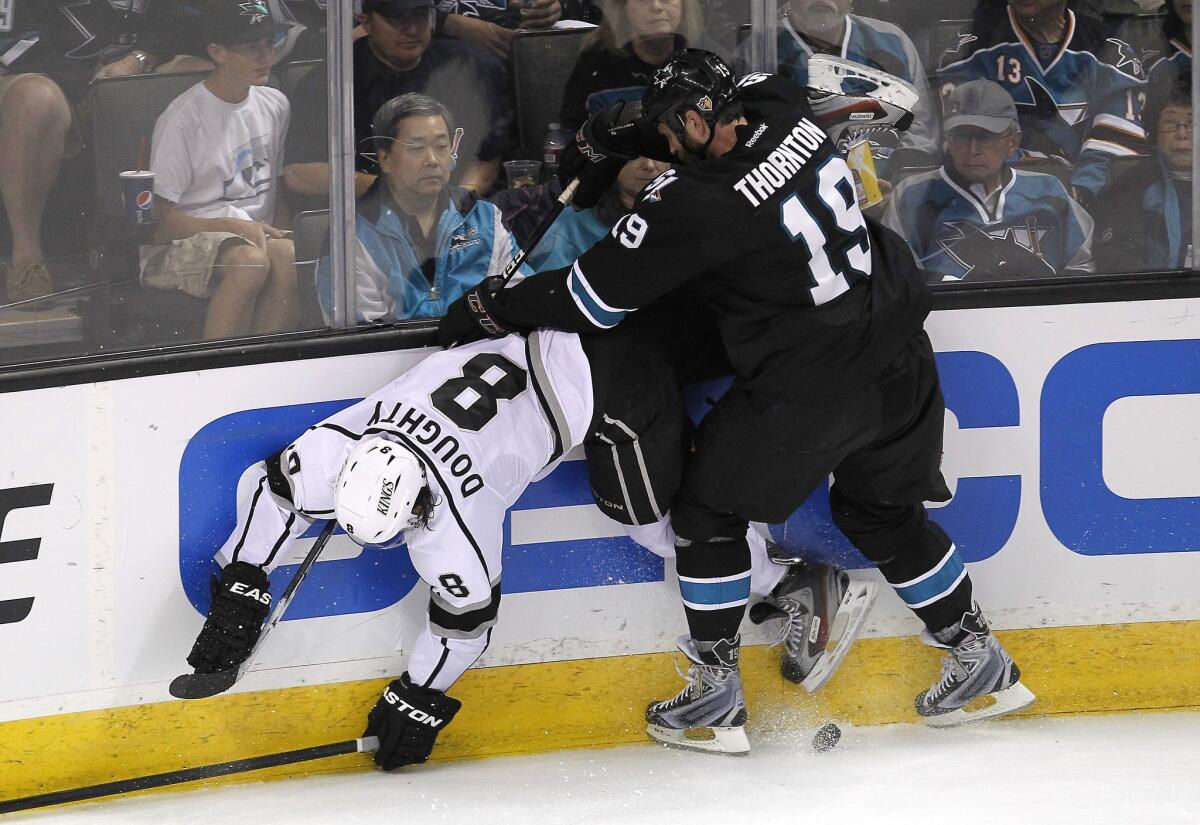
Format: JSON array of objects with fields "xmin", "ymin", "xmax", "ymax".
[{"xmin": 558, "ymin": 0, "xmax": 703, "ymax": 133}]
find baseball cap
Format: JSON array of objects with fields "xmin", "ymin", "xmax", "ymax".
[
  {"xmin": 943, "ymin": 79, "xmax": 1019, "ymax": 134},
  {"xmin": 362, "ymin": 0, "xmax": 435, "ymax": 17},
  {"xmin": 203, "ymin": 0, "xmax": 291, "ymax": 46}
]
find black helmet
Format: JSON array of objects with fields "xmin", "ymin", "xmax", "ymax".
[{"xmin": 642, "ymin": 49, "xmax": 739, "ymax": 141}]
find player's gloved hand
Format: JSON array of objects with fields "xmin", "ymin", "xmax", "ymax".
[
  {"xmin": 364, "ymin": 672, "xmax": 462, "ymax": 770},
  {"xmin": 436, "ymin": 276, "xmax": 514, "ymax": 348},
  {"xmin": 186, "ymin": 561, "xmax": 272, "ymax": 674},
  {"xmin": 558, "ymin": 100, "xmax": 669, "ymax": 208}
]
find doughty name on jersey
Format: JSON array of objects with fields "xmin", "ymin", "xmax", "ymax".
[
  {"xmin": 367, "ymin": 400, "xmax": 485, "ymax": 498},
  {"xmin": 732, "ymin": 117, "xmax": 828, "ymax": 207}
]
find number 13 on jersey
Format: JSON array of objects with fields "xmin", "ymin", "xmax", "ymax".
[{"xmin": 779, "ymin": 157, "xmax": 872, "ymax": 306}]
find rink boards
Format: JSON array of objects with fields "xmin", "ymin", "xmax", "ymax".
[{"xmin": 3, "ymin": 298, "xmax": 1200, "ymax": 801}]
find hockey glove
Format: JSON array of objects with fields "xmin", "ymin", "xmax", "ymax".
[
  {"xmin": 436, "ymin": 276, "xmax": 514, "ymax": 348},
  {"xmin": 558, "ymin": 100, "xmax": 669, "ymax": 208},
  {"xmin": 364, "ymin": 672, "xmax": 462, "ymax": 770},
  {"xmin": 186, "ymin": 561, "xmax": 272, "ymax": 674}
]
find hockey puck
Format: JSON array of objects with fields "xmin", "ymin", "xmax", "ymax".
[{"xmin": 812, "ymin": 722, "xmax": 841, "ymax": 752}]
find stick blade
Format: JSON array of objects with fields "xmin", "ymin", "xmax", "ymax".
[{"xmin": 169, "ymin": 669, "xmax": 239, "ymax": 700}]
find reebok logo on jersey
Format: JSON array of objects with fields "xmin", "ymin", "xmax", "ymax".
[
  {"xmin": 743, "ymin": 123, "xmax": 769, "ymax": 148},
  {"xmin": 732, "ymin": 118, "xmax": 828, "ymax": 208},
  {"xmin": 383, "ymin": 689, "xmax": 446, "ymax": 727},
  {"xmin": 230, "ymin": 582, "xmax": 272, "ymax": 606}
]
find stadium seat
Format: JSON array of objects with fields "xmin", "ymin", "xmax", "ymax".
[
  {"xmin": 294, "ymin": 209, "xmax": 331, "ymax": 329},
  {"xmin": 512, "ymin": 28, "xmax": 589, "ymax": 155},
  {"xmin": 89, "ymin": 71, "xmax": 211, "ymax": 344},
  {"xmin": 927, "ymin": 18, "xmax": 973, "ymax": 73},
  {"xmin": 281, "ymin": 58, "xmax": 323, "ymax": 103}
]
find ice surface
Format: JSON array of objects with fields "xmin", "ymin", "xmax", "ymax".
[{"xmin": 19, "ymin": 712, "xmax": 1200, "ymax": 825}]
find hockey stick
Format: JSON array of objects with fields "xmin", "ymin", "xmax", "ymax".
[
  {"xmin": 0, "ymin": 736, "xmax": 379, "ymax": 814},
  {"xmin": 169, "ymin": 518, "xmax": 338, "ymax": 700},
  {"xmin": 498, "ymin": 177, "xmax": 580, "ymax": 285}
]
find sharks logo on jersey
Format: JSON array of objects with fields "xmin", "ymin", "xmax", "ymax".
[
  {"xmin": 937, "ymin": 220, "xmax": 1056, "ymax": 280},
  {"xmin": 883, "ymin": 167, "xmax": 1095, "ymax": 282}
]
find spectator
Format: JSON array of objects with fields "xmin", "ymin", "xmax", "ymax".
[
  {"xmin": 1094, "ymin": 76, "xmax": 1193, "ymax": 272},
  {"xmin": 0, "ymin": 0, "xmax": 213, "ymax": 305},
  {"xmin": 738, "ymin": 0, "xmax": 939, "ymax": 173},
  {"xmin": 524, "ymin": 156, "xmax": 670, "ymax": 270},
  {"xmin": 284, "ymin": 0, "xmax": 514, "ymax": 201},
  {"xmin": 883, "ymin": 79, "xmax": 1094, "ymax": 282},
  {"xmin": 558, "ymin": 0, "xmax": 702, "ymax": 133},
  {"xmin": 435, "ymin": 0, "xmax": 563, "ymax": 61},
  {"xmin": 1148, "ymin": 0, "xmax": 1192, "ymax": 91},
  {"xmin": 936, "ymin": 0, "xmax": 1149, "ymax": 204},
  {"xmin": 143, "ymin": 0, "xmax": 298, "ymax": 339},
  {"xmin": 320, "ymin": 93, "xmax": 525, "ymax": 323}
]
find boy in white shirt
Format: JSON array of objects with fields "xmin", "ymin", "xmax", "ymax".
[{"xmin": 145, "ymin": 0, "xmax": 298, "ymax": 339}]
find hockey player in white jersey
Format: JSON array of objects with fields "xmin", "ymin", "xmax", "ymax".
[{"xmin": 179, "ymin": 323, "xmax": 871, "ymax": 768}]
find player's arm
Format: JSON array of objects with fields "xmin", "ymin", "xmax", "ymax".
[
  {"xmin": 364, "ymin": 487, "xmax": 506, "ymax": 770},
  {"xmin": 439, "ymin": 181, "xmax": 729, "ymax": 344}
]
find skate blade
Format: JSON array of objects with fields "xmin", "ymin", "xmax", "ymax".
[
  {"xmin": 797, "ymin": 581, "xmax": 879, "ymax": 694},
  {"xmin": 646, "ymin": 723, "xmax": 750, "ymax": 756},
  {"xmin": 921, "ymin": 681, "xmax": 1037, "ymax": 728}
]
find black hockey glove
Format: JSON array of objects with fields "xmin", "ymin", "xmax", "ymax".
[
  {"xmin": 186, "ymin": 561, "xmax": 272, "ymax": 674},
  {"xmin": 364, "ymin": 672, "xmax": 462, "ymax": 770},
  {"xmin": 437, "ymin": 276, "xmax": 515, "ymax": 348},
  {"xmin": 558, "ymin": 100, "xmax": 669, "ymax": 208}
]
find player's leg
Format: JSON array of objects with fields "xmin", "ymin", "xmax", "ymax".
[
  {"xmin": 647, "ymin": 385, "xmax": 853, "ymax": 753},
  {"xmin": 831, "ymin": 332, "xmax": 1034, "ymax": 725},
  {"xmin": 0, "ymin": 74, "xmax": 69, "ymax": 302}
]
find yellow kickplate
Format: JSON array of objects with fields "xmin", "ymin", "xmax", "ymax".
[{"xmin": 5, "ymin": 619, "xmax": 1200, "ymax": 807}]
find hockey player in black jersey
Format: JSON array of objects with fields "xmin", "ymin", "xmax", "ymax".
[{"xmin": 439, "ymin": 50, "xmax": 1035, "ymax": 753}]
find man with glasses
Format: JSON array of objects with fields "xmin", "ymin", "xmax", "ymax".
[
  {"xmin": 884, "ymin": 79, "xmax": 1093, "ymax": 282},
  {"xmin": 319, "ymin": 93, "xmax": 525, "ymax": 322},
  {"xmin": 936, "ymin": 0, "xmax": 1147, "ymax": 207},
  {"xmin": 283, "ymin": 0, "xmax": 514, "ymax": 201},
  {"xmin": 142, "ymin": 0, "xmax": 298, "ymax": 338}
]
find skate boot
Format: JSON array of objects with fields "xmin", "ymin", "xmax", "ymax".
[
  {"xmin": 916, "ymin": 604, "xmax": 1036, "ymax": 727},
  {"xmin": 749, "ymin": 549, "xmax": 877, "ymax": 692},
  {"xmin": 646, "ymin": 635, "xmax": 749, "ymax": 755}
]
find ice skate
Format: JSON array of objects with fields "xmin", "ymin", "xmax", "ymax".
[
  {"xmin": 646, "ymin": 636, "xmax": 749, "ymax": 755},
  {"xmin": 916, "ymin": 605, "xmax": 1036, "ymax": 727},
  {"xmin": 749, "ymin": 549, "xmax": 877, "ymax": 692}
]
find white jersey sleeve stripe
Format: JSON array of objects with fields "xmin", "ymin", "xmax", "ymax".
[{"xmin": 526, "ymin": 330, "xmax": 572, "ymax": 466}]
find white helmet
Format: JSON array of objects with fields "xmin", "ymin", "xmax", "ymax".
[{"xmin": 334, "ymin": 436, "xmax": 428, "ymax": 548}]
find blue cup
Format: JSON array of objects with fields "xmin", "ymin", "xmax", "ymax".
[{"xmin": 120, "ymin": 170, "xmax": 156, "ymax": 227}]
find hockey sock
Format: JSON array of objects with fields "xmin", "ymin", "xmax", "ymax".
[
  {"xmin": 675, "ymin": 536, "xmax": 751, "ymax": 662},
  {"xmin": 830, "ymin": 489, "xmax": 974, "ymax": 638},
  {"xmin": 879, "ymin": 542, "xmax": 975, "ymax": 637}
]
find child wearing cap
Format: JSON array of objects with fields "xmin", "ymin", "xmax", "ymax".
[{"xmin": 143, "ymin": 0, "xmax": 297, "ymax": 338}]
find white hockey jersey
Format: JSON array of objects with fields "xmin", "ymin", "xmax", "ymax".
[{"xmin": 215, "ymin": 329, "xmax": 595, "ymax": 692}]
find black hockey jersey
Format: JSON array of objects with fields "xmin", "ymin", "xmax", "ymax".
[{"xmin": 490, "ymin": 73, "xmax": 932, "ymax": 401}]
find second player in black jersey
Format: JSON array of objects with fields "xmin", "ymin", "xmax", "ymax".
[{"xmin": 440, "ymin": 50, "xmax": 1035, "ymax": 752}]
